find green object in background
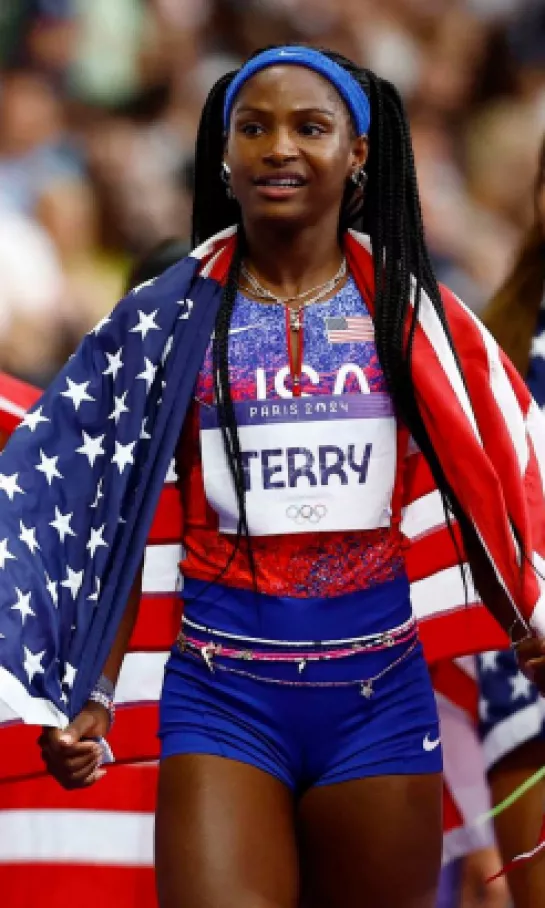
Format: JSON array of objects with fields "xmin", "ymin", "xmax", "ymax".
[
  {"xmin": 475, "ymin": 764, "xmax": 545, "ymax": 825},
  {"xmin": 69, "ymin": 0, "xmax": 147, "ymax": 106}
]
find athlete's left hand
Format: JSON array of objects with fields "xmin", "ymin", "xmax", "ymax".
[{"xmin": 514, "ymin": 636, "xmax": 545, "ymax": 694}]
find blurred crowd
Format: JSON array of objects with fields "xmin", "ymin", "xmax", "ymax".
[{"xmin": 0, "ymin": 0, "xmax": 544, "ymax": 386}]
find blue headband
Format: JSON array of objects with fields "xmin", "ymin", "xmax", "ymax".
[{"xmin": 223, "ymin": 46, "xmax": 371, "ymax": 136}]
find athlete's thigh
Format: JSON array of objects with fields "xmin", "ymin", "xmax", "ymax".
[
  {"xmin": 297, "ymin": 772, "xmax": 443, "ymax": 908},
  {"xmin": 155, "ymin": 753, "xmax": 299, "ymax": 908}
]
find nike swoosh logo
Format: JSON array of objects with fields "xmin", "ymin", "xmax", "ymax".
[{"xmin": 423, "ymin": 734, "xmax": 441, "ymax": 752}]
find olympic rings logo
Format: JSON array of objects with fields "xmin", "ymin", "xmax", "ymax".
[{"xmin": 286, "ymin": 504, "xmax": 327, "ymax": 525}]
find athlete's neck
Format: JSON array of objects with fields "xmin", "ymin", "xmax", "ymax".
[{"xmin": 242, "ymin": 216, "xmax": 344, "ymax": 300}]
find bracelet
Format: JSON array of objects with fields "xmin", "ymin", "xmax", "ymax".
[{"xmin": 88, "ymin": 673, "xmax": 115, "ymax": 729}]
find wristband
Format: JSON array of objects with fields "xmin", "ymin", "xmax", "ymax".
[{"xmin": 88, "ymin": 673, "xmax": 115, "ymax": 729}]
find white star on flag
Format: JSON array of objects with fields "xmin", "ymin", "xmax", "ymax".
[
  {"xmin": 77, "ymin": 431, "xmax": 105, "ymax": 467},
  {"xmin": 178, "ymin": 298, "xmax": 193, "ymax": 321},
  {"xmin": 61, "ymin": 378, "xmax": 95, "ymax": 411},
  {"xmin": 0, "ymin": 538, "xmax": 16, "ymax": 569},
  {"xmin": 36, "ymin": 449, "xmax": 63, "ymax": 485},
  {"xmin": 10, "ymin": 588, "xmax": 35, "ymax": 625},
  {"xmin": 62, "ymin": 663, "xmax": 77, "ymax": 688},
  {"xmin": 103, "ymin": 348, "xmax": 124, "ymax": 380},
  {"xmin": 61, "ymin": 566, "xmax": 84, "ymax": 600},
  {"xmin": 23, "ymin": 646, "xmax": 46, "ymax": 684},
  {"xmin": 87, "ymin": 525, "xmax": 108, "ymax": 558},
  {"xmin": 88, "ymin": 576, "xmax": 101, "ymax": 603},
  {"xmin": 510, "ymin": 672, "xmax": 533, "ymax": 700},
  {"xmin": 478, "ymin": 696, "xmax": 488, "ymax": 722},
  {"xmin": 479, "ymin": 651, "xmax": 498, "ymax": 672},
  {"xmin": 140, "ymin": 418, "xmax": 151, "ymax": 441},
  {"xmin": 130, "ymin": 309, "xmax": 160, "ymax": 340},
  {"xmin": 19, "ymin": 521, "xmax": 40, "ymax": 554},
  {"xmin": 109, "ymin": 391, "xmax": 130, "ymax": 425},
  {"xmin": 45, "ymin": 572, "xmax": 58, "ymax": 606},
  {"xmin": 90, "ymin": 478, "xmax": 104, "ymax": 510},
  {"xmin": 20, "ymin": 406, "xmax": 49, "ymax": 433},
  {"xmin": 112, "ymin": 440, "xmax": 136, "ymax": 474},
  {"xmin": 92, "ymin": 315, "xmax": 111, "ymax": 335},
  {"xmin": 50, "ymin": 507, "xmax": 76, "ymax": 543},
  {"xmin": 531, "ymin": 331, "xmax": 545, "ymax": 361},
  {"xmin": 0, "ymin": 472, "xmax": 24, "ymax": 500},
  {"xmin": 137, "ymin": 358, "xmax": 157, "ymax": 391}
]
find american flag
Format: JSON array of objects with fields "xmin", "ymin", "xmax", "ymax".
[{"xmin": 325, "ymin": 315, "xmax": 374, "ymax": 344}]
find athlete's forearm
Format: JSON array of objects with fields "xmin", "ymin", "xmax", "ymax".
[{"xmin": 100, "ymin": 562, "xmax": 143, "ymax": 686}]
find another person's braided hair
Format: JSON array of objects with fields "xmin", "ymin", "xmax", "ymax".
[{"xmin": 191, "ymin": 47, "xmax": 471, "ymax": 579}]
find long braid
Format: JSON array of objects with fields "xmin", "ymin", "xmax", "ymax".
[
  {"xmin": 212, "ymin": 245, "xmax": 258, "ymax": 585},
  {"xmin": 192, "ymin": 69, "xmax": 258, "ymax": 587},
  {"xmin": 192, "ymin": 71, "xmax": 240, "ymax": 248}
]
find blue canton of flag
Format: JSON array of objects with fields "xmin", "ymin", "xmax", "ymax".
[
  {"xmin": 477, "ymin": 648, "xmax": 545, "ymax": 769},
  {"xmin": 0, "ymin": 255, "xmax": 223, "ymax": 726}
]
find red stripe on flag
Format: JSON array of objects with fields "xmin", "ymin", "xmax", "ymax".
[
  {"xmin": 420, "ymin": 605, "xmax": 507, "ymax": 664},
  {"xmin": 0, "ymin": 373, "xmax": 40, "ymax": 433},
  {"xmin": 0, "ymin": 865, "xmax": 157, "ymax": 908},
  {"xmin": 0, "ymin": 762, "xmax": 157, "ymax": 811},
  {"xmin": 147, "ymin": 486, "xmax": 182, "ymax": 543},
  {"xmin": 129, "ymin": 595, "xmax": 181, "ymax": 651}
]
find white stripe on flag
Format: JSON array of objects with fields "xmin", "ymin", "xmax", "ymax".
[
  {"xmin": 115, "ymin": 651, "xmax": 168, "ymax": 705},
  {"xmin": 401, "ymin": 489, "xmax": 446, "ymax": 540},
  {"xmin": 0, "ymin": 809, "xmax": 154, "ymax": 865},
  {"xmin": 142, "ymin": 544, "xmax": 182, "ymax": 594},
  {"xmin": 411, "ymin": 564, "xmax": 479, "ymax": 621}
]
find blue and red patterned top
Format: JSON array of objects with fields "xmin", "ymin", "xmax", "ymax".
[{"xmin": 177, "ymin": 277, "xmax": 408, "ymax": 599}]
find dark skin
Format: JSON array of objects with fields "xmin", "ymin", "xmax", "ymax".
[{"xmin": 38, "ymin": 68, "xmax": 545, "ymax": 908}]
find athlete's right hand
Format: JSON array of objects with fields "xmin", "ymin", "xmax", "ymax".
[{"xmin": 38, "ymin": 702, "xmax": 110, "ymax": 789}]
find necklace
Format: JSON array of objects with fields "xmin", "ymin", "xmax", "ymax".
[{"xmin": 239, "ymin": 258, "xmax": 347, "ymax": 325}]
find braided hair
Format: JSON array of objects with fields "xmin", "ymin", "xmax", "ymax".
[{"xmin": 191, "ymin": 47, "xmax": 471, "ymax": 584}]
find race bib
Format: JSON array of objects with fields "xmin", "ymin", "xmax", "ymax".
[{"xmin": 199, "ymin": 393, "xmax": 397, "ymax": 536}]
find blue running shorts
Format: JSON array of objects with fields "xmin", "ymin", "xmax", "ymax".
[{"xmin": 158, "ymin": 577, "xmax": 443, "ymax": 792}]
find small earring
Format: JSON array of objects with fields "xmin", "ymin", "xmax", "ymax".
[
  {"xmin": 350, "ymin": 168, "xmax": 368, "ymax": 188},
  {"xmin": 221, "ymin": 161, "xmax": 234, "ymax": 199}
]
